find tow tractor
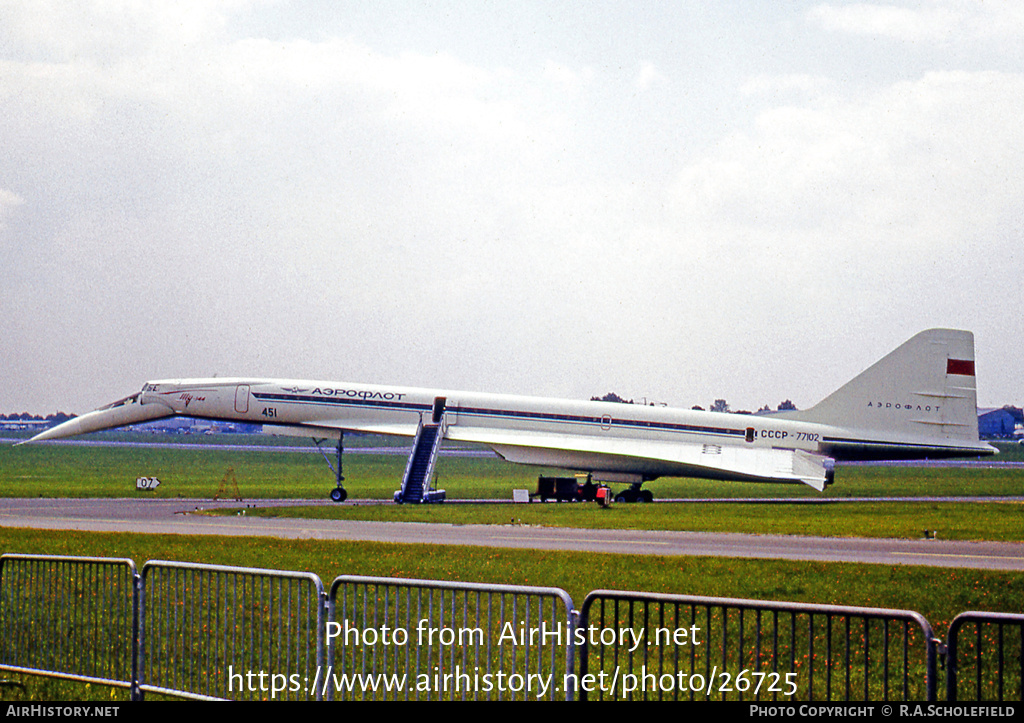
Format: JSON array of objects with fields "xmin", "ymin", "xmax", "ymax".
[{"xmin": 532, "ymin": 475, "xmax": 617, "ymax": 504}]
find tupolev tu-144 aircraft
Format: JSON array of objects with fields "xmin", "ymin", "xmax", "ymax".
[{"xmin": 23, "ymin": 329, "xmax": 996, "ymax": 502}]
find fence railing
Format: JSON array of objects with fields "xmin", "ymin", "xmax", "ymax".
[
  {"xmin": 1, "ymin": 553, "xmax": 1020, "ymax": 702},
  {"xmin": 0, "ymin": 554, "xmax": 140, "ymax": 697},
  {"xmin": 578, "ymin": 590, "xmax": 938, "ymax": 702},
  {"xmin": 946, "ymin": 612, "xmax": 1024, "ymax": 702},
  {"xmin": 328, "ymin": 575, "xmax": 577, "ymax": 700},
  {"xmin": 139, "ymin": 561, "xmax": 326, "ymax": 701}
]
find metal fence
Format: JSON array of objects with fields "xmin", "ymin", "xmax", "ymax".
[
  {"xmin": 578, "ymin": 590, "xmax": 939, "ymax": 701},
  {"xmin": 328, "ymin": 575, "xmax": 576, "ymax": 700},
  {"xmin": 946, "ymin": 612, "xmax": 1024, "ymax": 702},
  {"xmin": 0, "ymin": 554, "xmax": 139, "ymax": 697},
  {"xmin": 139, "ymin": 561, "xmax": 326, "ymax": 701},
  {"xmin": 1, "ymin": 553, "xmax": 1021, "ymax": 702}
]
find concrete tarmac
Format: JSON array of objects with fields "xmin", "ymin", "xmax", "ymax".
[{"xmin": 2, "ymin": 497, "xmax": 1023, "ymax": 571}]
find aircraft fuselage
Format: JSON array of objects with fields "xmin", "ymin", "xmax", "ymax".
[{"xmin": 25, "ymin": 330, "xmax": 998, "ymax": 494}]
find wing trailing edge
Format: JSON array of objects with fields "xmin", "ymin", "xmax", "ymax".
[{"xmin": 451, "ymin": 427, "xmax": 833, "ymax": 490}]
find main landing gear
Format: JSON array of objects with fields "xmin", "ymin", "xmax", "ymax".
[
  {"xmin": 313, "ymin": 434, "xmax": 348, "ymax": 503},
  {"xmin": 614, "ymin": 483, "xmax": 654, "ymax": 504}
]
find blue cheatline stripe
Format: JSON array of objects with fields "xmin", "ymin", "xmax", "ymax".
[
  {"xmin": 252, "ymin": 392, "xmax": 747, "ymax": 441},
  {"xmin": 458, "ymin": 407, "xmax": 744, "ymax": 439}
]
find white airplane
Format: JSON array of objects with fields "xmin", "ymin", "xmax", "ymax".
[{"xmin": 23, "ymin": 329, "xmax": 996, "ymax": 502}]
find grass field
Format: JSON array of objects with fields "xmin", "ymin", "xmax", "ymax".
[
  {"xmin": 1, "ymin": 525, "xmax": 1021, "ymax": 637},
  {"xmin": 3, "ymin": 523, "xmax": 1021, "ymax": 702},
  {"xmin": 205, "ymin": 498, "xmax": 1024, "ymax": 542},
  {"xmin": 2, "ymin": 433, "xmax": 1021, "ymax": 497},
  {"xmin": 2, "ymin": 434, "xmax": 1021, "ymax": 540},
  {"xmin": 1, "ymin": 434, "xmax": 1022, "ymax": 701},
  {"xmin": 1, "ymin": 432, "xmax": 1021, "ymax": 600}
]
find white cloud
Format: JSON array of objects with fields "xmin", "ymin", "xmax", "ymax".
[
  {"xmin": 0, "ymin": 189, "xmax": 24, "ymax": 228},
  {"xmin": 673, "ymin": 70, "xmax": 1024, "ymax": 248},
  {"xmin": 809, "ymin": 3, "xmax": 959, "ymax": 43},
  {"xmin": 2, "ymin": 2, "xmax": 1022, "ymax": 411},
  {"xmin": 635, "ymin": 62, "xmax": 666, "ymax": 92},
  {"xmin": 542, "ymin": 59, "xmax": 594, "ymax": 95},
  {"xmin": 0, "ymin": 0, "xmax": 241, "ymax": 62},
  {"xmin": 809, "ymin": 1, "xmax": 1024, "ymax": 46},
  {"xmin": 741, "ymin": 74, "xmax": 833, "ymax": 98},
  {"xmin": 662, "ymin": 68, "xmax": 1024, "ymax": 403},
  {"xmin": 2, "ymin": 2, "xmax": 541, "ymax": 150}
]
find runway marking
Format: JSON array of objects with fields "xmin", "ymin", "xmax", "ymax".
[
  {"xmin": 498, "ymin": 536, "xmax": 670, "ymax": 546},
  {"xmin": 894, "ymin": 552, "xmax": 1024, "ymax": 562}
]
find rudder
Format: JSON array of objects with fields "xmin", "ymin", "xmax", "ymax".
[{"xmin": 780, "ymin": 329, "xmax": 981, "ymax": 445}]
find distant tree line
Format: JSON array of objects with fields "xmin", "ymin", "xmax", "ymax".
[
  {"xmin": 690, "ymin": 399, "xmax": 798, "ymax": 415},
  {"xmin": 593, "ymin": 395, "xmax": 799, "ymax": 414},
  {"xmin": 1001, "ymin": 405, "xmax": 1024, "ymax": 425},
  {"xmin": 1, "ymin": 412, "xmax": 75, "ymax": 423},
  {"xmin": 590, "ymin": 392, "xmax": 634, "ymax": 404}
]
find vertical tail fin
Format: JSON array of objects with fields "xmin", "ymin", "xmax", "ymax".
[{"xmin": 780, "ymin": 329, "xmax": 983, "ymax": 448}]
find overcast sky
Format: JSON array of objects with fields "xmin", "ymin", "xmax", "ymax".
[{"xmin": 2, "ymin": 1, "xmax": 1021, "ymax": 415}]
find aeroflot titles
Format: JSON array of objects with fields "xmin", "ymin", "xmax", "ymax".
[
  {"xmin": 867, "ymin": 402, "xmax": 941, "ymax": 412},
  {"xmin": 308, "ymin": 388, "xmax": 407, "ymax": 401}
]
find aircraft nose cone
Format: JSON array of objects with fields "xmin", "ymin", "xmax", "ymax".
[{"xmin": 21, "ymin": 394, "xmax": 174, "ymax": 443}]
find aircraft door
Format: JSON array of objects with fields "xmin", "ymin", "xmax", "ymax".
[
  {"xmin": 234, "ymin": 385, "xmax": 250, "ymax": 414},
  {"xmin": 432, "ymin": 396, "xmax": 446, "ymax": 424}
]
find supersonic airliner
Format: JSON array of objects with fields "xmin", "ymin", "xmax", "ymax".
[{"xmin": 24, "ymin": 329, "xmax": 996, "ymax": 502}]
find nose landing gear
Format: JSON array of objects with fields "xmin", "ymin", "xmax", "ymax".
[{"xmin": 313, "ymin": 433, "xmax": 348, "ymax": 503}]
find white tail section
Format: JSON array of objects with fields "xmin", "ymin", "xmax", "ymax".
[{"xmin": 780, "ymin": 329, "xmax": 981, "ymax": 445}]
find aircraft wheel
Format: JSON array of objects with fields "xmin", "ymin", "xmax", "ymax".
[{"xmin": 330, "ymin": 488, "xmax": 347, "ymax": 503}]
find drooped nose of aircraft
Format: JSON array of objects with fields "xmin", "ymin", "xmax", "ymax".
[{"xmin": 20, "ymin": 391, "xmax": 175, "ymax": 444}]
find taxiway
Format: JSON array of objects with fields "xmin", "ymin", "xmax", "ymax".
[{"xmin": 1, "ymin": 497, "xmax": 1022, "ymax": 571}]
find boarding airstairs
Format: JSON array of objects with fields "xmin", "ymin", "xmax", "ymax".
[{"xmin": 394, "ymin": 398, "xmax": 447, "ymax": 504}]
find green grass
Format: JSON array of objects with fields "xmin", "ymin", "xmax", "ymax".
[
  {"xmin": 2, "ymin": 434, "xmax": 1021, "ymax": 500},
  {"xmin": 210, "ymin": 499, "xmax": 1024, "ymax": 541},
  {"xmin": 1, "ymin": 526, "xmax": 1020, "ymax": 637},
  {"xmin": 1, "ymin": 436, "xmax": 1022, "ymax": 701},
  {"xmin": 2, "ymin": 437, "xmax": 1021, "ymax": 617},
  {"xmin": 0, "ymin": 433, "xmax": 522, "ymax": 499},
  {"xmin": 2, "ymin": 522, "xmax": 1021, "ymax": 702},
  {"xmin": 990, "ymin": 441, "xmax": 1024, "ymax": 461},
  {"xmin": 2, "ymin": 433, "xmax": 1022, "ymax": 542}
]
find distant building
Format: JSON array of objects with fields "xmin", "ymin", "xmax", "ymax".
[
  {"xmin": 978, "ymin": 408, "xmax": 1019, "ymax": 438},
  {"xmin": 0, "ymin": 419, "xmax": 51, "ymax": 431}
]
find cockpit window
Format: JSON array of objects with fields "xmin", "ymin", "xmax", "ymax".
[{"xmin": 98, "ymin": 393, "xmax": 140, "ymax": 410}]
